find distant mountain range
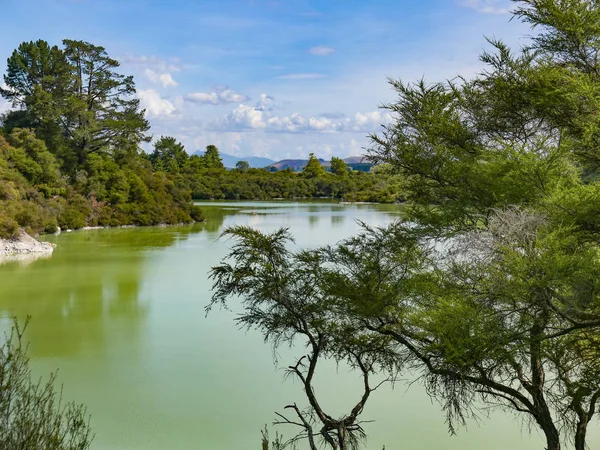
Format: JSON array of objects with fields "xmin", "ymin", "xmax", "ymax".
[
  {"xmin": 267, "ymin": 156, "xmax": 372, "ymax": 172},
  {"xmin": 191, "ymin": 151, "xmax": 275, "ymax": 168},
  {"xmin": 192, "ymin": 151, "xmax": 372, "ymax": 171}
]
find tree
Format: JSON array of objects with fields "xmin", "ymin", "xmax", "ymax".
[
  {"xmin": 0, "ymin": 318, "xmax": 93, "ymax": 449},
  {"xmin": 202, "ymin": 145, "xmax": 224, "ymax": 169},
  {"xmin": 360, "ymin": 1, "xmax": 600, "ymax": 449},
  {"xmin": 0, "ymin": 40, "xmax": 70, "ymax": 108},
  {"xmin": 61, "ymin": 40, "xmax": 150, "ymax": 167},
  {"xmin": 149, "ymin": 136, "xmax": 188, "ymax": 173},
  {"xmin": 302, "ymin": 153, "xmax": 326, "ymax": 178},
  {"xmin": 330, "ymin": 157, "xmax": 348, "ymax": 176},
  {"xmin": 209, "ymin": 226, "xmax": 397, "ymax": 450},
  {"xmin": 209, "ymin": 1, "xmax": 600, "ymax": 449},
  {"xmin": 1, "ymin": 39, "xmax": 150, "ymax": 172},
  {"xmin": 235, "ymin": 160, "xmax": 250, "ymax": 172}
]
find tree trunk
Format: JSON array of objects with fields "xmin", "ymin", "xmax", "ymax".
[
  {"xmin": 575, "ymin": 420, "xmax": 587, "ymax": 450},
  {"xmin": 338, "ymin": 424, "xmax": 347, "ymax": 450},
  {"xmin": 540, "ymin": 421, "xmax": 561, "ymax": 450}
]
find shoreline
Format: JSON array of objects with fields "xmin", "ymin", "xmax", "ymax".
[{"xmin": 0, "ymin": 229, "xmax": 55, "ymax": 256}]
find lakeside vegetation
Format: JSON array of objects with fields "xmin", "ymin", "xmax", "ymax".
[
  {"xmin": 0, "ymin": 40, "xmax": 203, "ymax": 238},
  {"xmin": 148, "ymin": 137, "xmax": 406, "ymax": 203}
]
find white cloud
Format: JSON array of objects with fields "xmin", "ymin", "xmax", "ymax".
[
  {"xmin": 309, "ymin": 46, "xmax": 335, "ymax": 56},
  {"xmin": 120, "ymin": 54, "xmax": 182, "ymax": 73},
  {"xmin": 144, "ymin": 69, "xmax": 178, "ymax": 88},
  {"xmin": 138, "ymin": 89, "xmax": 177, "ymax": 118},
  {"xmin": 458, "ymin": 0, "xmax": 510, "ymax": 14},
  {"xmin": 186, "ymin": 86, "xmax": 249, "ymax": 105},
  {"xmin": 277, "ymin": 73, "xmax": 326, "ymax": 80},
  {"xmin": 210, "ymin": 96, "xmax": 391, "ymax": 134}
]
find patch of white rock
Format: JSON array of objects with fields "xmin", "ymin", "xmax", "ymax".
[{"xmin": 0, "ymin": 229, "xmax": 54, "ymax": 256}]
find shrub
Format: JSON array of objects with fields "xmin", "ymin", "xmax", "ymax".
[
  {"xmin": 0, "ymin": 319, "xmax": 93, "ymax": 449},
  {"xmin": 0, "ymin": 214, "xmax": 19, "ymax": 239}
]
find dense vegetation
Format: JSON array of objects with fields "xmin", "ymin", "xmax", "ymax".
[
  {"xmin": 211, "ymin": 1, "xmax": 600, "ymax": 450},
  {"xmin": 149, "ymin": 137, "xmax": 407, "ymax": 202},
  {"xmin": 0, "ymin": 40, "xmax": 203, "ymax": 238}
]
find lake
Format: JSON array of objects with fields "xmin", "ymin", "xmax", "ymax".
[{"xmin": 0, "ymin": 201, "xmax": 594, "ymax": 450}]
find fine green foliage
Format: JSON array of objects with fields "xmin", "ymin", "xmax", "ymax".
[
  {"xmin": 302, "ymin": 153, "xmax": 327, "ymax": 178},
  {"xmin": 209, "ymin": 226, "xmax": 398, "ymax": 450},
  {"xmin": 212, "ymin": 2, "xmax": 600, "ymax": 450},
  {"xmin": 0, "ymin": 40, "xmax": 202, "ymax": 233},
  {"xmin": 0, "ymin": 319, "xmax": 93, "ymax": 449},
  {"xmin": 330, "ymin": 157, "xmax": 348, "ymax": 176}
]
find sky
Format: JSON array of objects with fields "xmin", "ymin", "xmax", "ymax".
[{"xmin": 0, "ymin": 0, "xmax": 532, "ymax": 160}]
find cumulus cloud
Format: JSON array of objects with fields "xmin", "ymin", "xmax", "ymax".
[
  {"xmin": 458, "ymin": 0, "xmax": 510, "ymax": 14},
  {"xmin": 210, "ymin": 96, "xmax": 392, "ymax": 134},
  {"xmin": 186, "ymin": 86, "xmax": 249, "ymax": 105},
  {"xmin": 138, "ymin": 89, "xmax": 177, "ymax": 118},
  {"xmin": 145, "ymin": 69, "xmax": 178, "ymax": 87},
  {"xmin": 309, "ymin": 46, "xmax": 335, "ymax": 56}
]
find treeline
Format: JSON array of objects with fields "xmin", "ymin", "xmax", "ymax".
[
  {"xmin": 149, "ymin": 137, "xmax": 406, "ymax": 203},
  {"xmin": 0, "ymin": 40, "xmax": 202, "ymax": 238}
]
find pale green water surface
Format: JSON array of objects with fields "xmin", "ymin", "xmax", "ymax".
[{"xmin": 0, "ymin": 201, "xmax": 596, "ymax": 450}]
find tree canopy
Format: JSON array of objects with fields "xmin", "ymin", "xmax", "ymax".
[{"xmin": 211, "ymin": 1, "xmax": 600, "ymax": 449}]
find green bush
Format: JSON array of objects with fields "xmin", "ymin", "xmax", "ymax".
[{"xmin": 0, "ymin": 213, "xmax": 19, "ymax": 239}]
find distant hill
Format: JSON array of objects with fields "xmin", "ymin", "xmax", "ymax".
[
  {"xmin": 192, "ymin": 151, "xmax": 274, "ymax": 168},
  {"xmin": 269, "ymin": 159, "xmax": 326, "ymax": 172},
  {"xmin": 191, "ymin": 151, "xmax": 373, "ymax": 171},
  {"xmin": 267, "ymin": 156, "xmax": 373, "ymax": 172}
]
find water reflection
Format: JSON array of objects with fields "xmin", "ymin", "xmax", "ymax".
[
  {"xmin": 331, "ymin": 214, "xmax": 346, "ymax": 228},
  {"xmin": 0, "ymin": 225, "xmax": 203, "ymax": 358}
]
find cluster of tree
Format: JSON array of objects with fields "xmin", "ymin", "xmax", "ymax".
[
  {"xmin": 0, "ymin": 40, "xmax": 203, "ymax": 238},
  {"xmin": 148, "ymin": 138, "xmax": 406, "ymax": 203},
  {"xmin": 210, "ymin": 2, "xmax": 600, "ymax": 450}
]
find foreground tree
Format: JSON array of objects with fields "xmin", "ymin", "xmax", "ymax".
[
  {"xmin": 362, "ymin": 1, "xmax": 600, "ymax": 449},
  {"xmin": 212, "ymin": 1, "xmax": 600, "ymax": 449},
  {"xmin": 209, "ymin": 226, "xmax": 399, "ymax": 450},
  {"xmin": 0, "ymin": 319, "xmax": 93, "ymax": 449}
]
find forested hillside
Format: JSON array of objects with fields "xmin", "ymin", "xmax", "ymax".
[{"xmin": 0, "ymin": 40, "xmax": 202, "ymax": 238}]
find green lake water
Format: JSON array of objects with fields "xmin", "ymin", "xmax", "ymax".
[{"xmin": 0, "ymin": 201, "xmax": 596, "ymax": 450}]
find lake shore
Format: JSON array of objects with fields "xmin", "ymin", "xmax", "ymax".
[{"xmin": 0, "ymin": 229, "xmax": 55, "ymax": 256}]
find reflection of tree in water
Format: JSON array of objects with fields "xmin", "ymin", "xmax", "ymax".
[
  {"xmin": 0, "ymin": 225, "xmax": 203, "ymax": 358},
  {"xmin": 331, "ymin": 214, "xmax": 346, "ymax": 228},
  {"xmin": 199, "ymin": 205, "xmax": 242, "ymax": 234}
]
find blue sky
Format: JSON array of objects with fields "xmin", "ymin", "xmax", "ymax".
[{"xmin": 0, "ymin": 0, "xmax": 530, "ymax": 160}]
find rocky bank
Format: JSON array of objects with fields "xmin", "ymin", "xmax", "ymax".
[{"xmin": 0, "ymin": 229, "xmax": 55, "ymax": 255}]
